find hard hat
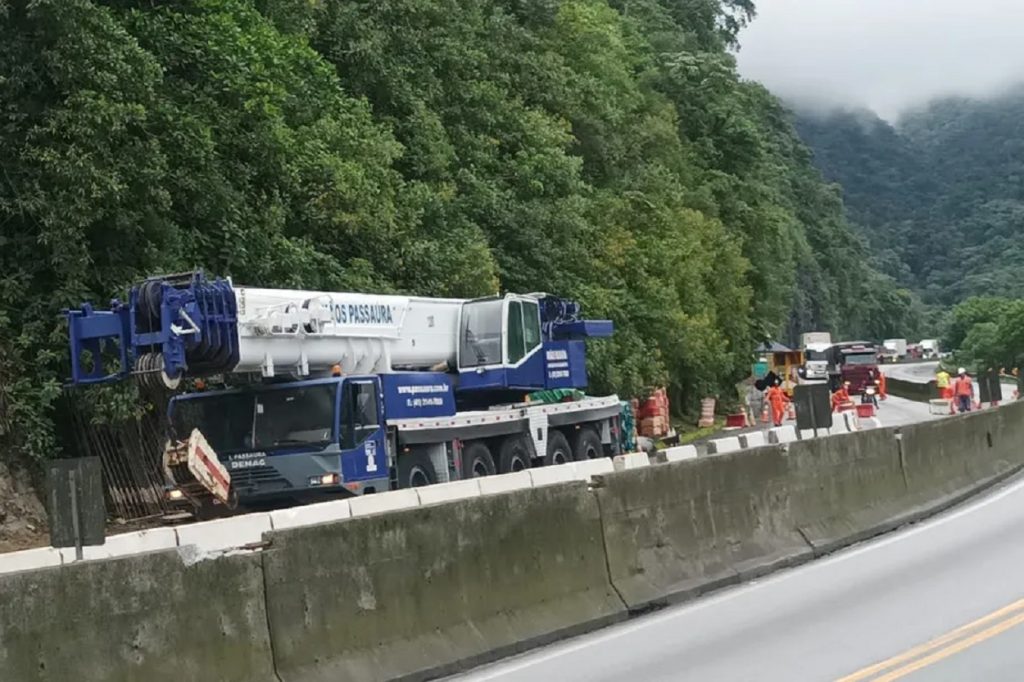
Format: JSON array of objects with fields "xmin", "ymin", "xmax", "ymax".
[{"xmin": 958, "ymin": 367, "xmax": 966, "ymax": 375}]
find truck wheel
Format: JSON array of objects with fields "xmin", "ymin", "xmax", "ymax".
[
  {"xmin": 572, "ymin": 427, "xmax": 603, "ymax": 461},
  {"xmin": 543, "ymin": 430, "xmax": 572, "ymax": 467},
  {"xmin": 497, "ymin": 435, "xmax": 531, "ymax": 474},
  {"xmin": 397, "ymin": 450, "xmax": 437, "ymax": 488},
  {"xmin": 461, "ymin": 441, "xmax": 496, "ymax": 478}
]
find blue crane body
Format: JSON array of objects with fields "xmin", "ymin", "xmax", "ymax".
[{"xmin": 66, "ymin": 272, "xmax": 621, "ymax": 515}]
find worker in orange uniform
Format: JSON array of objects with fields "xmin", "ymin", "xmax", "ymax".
[
  {"xmin": 876, "ymin": 372, "xmax": 887, "ymax": 401},
  {"xmin": 831, "ymin": 382, "xmax": 852, "ymax": 412},
  {"xmin": 765, "ymin": 380, "xmax": 790, "ymax": 427},
  {"xmin": 954, "ymin": 368, "xmax": 974, "ymax": 414}
]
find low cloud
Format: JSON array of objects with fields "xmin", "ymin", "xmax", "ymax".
[{"xmin": 736, "ymin": 0, "xmax": 1024, "ymax": 119}]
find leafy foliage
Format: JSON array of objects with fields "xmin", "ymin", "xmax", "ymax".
[
  {"xmin": 946, "ymin": 297, "xmax": 1024, "ymax": 370},
  {"xmin": 1, "ymin": 0, "xmax": 893, "ymax": 463}
]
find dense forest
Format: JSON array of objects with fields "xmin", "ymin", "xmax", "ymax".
[
  {"xmin": 795, "ymin": 88, "xmax": 1024, "ymax": 310},
  {"xmin": 0, "ymin": 0, "xmax": 905, "ymax": 464}
]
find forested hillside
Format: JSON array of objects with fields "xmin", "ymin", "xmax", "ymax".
[
  {"xmin": 0, "ymin": 0, "xmax": 898, "ymax": 464},
  {"xmin": 795, "ymin": 87, "xmax": 1024, "ymax": 309}
]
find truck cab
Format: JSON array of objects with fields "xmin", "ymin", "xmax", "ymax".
[
  {"xmin": 802, "ymin": 344, "xmax": 831, "ymax": 381},
  {"xmin": 167, "ymin": 375, "xmax": 391, "ymax": 507},
  {"xmin": 839, "ymin": 345, "xmax": 879, "ymax": 395}
]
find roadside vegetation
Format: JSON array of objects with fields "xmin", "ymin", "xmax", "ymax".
[{"xmin": 0, "ymin": 0, "xmax": 907, "ymax": 467}]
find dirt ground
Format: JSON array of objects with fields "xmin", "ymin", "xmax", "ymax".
[{"xmin": 0, "ymin": 460, "xmax": 49, "ymax": 553}]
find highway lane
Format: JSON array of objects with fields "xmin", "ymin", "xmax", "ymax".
[
  {"xmin": 883, "ymin": 361, "xmax": 1017, "ymax": 401},
  {"xmin": 452, "ymin": 469, "xmax": 1024, "ymax": 682},
  {"xmin": 874, "ymin": 394, "xmax": 940, "ymax": 428}
]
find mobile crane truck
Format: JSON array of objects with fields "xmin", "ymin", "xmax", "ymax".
[{"xmin": 65, "ymin": 271, "xmax": 622, "ymax": 517}]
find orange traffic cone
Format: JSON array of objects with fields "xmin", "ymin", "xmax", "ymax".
[
  {"xmin": 786, "ymin": 402, "xmax": 796, "ymax": 421},
  {"xmin": 761, "ymin": 403, "xmax": 770, "ymax": 424}
]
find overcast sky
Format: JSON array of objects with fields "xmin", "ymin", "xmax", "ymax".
[{"xmin": 736, "ymin": 0, "xmax": 1024, "ymax": 119}]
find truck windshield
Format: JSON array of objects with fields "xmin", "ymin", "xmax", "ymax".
[
  {"xmin": 460, "ymin": 299, "xmax": 504, "ymax": 368},
  {"xmin": 843, "ymin": 353, "xmax": 876, "ymax": 366},
  {"xmin": 170, "ymin": 384, "xmax": 336, "ymax": 454},
  {"xmin": 805, "ymin": 350, "xmax": 827, "ymax": 362}
]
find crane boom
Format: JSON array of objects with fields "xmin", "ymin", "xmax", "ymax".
[
  {"xmin": 233, "ymin": 287, "xmax": 463, "ymax": 377},
  {"xmin": 65, "ymin": 271, "xmax": 612, "ymax": 395}
]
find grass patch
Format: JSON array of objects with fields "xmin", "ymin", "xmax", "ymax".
[{"xmin": 674, "ymin": 417, "xmax": 726, "ymax": 445}]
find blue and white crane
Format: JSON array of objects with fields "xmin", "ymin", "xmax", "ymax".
[{"xmin": 65, "ymin": 271, "xmax": 621, "ymax": 515}]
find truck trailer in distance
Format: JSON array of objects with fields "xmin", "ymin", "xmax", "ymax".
[{"xmin": 881, "ymin": 338, "xmax": 908, "ymax": 362}]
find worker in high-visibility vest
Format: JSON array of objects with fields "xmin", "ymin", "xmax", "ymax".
[
  {"xmin": 936, "ymin": 367, "xmax": 953, "ymax": 414},
  {"xmin": 876, "ymin": 372, "xmax": 888, "ymax": 401},
  {"xmin": 954, "ymin": 368, "xmax": 974, "ymax": 414},
  {"xmin": 765, "ymin": 380, "xmax": 790, "ymax": 427}
]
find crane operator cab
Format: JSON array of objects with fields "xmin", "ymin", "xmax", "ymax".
[{"xmin": 457, "ymin": 294, "xmax": 610, "ymax": 394}]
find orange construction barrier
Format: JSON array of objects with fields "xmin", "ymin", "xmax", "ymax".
[{"xmin": 725, "ymin": 413, "xmax": 747, "ymax": 428}]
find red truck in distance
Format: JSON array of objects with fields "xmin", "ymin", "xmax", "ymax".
[{"xmin": 838, "ymin": 344, "xmax": 880, "ymax": 395}]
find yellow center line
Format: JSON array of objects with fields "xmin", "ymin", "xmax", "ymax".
[
  {"xmin": 872, "ymin": 609, "xmax": 1024, "ymax": 681},
  {"xmin": 836, "ymin": 597, "xmax": 1024, "ymax": 682}
]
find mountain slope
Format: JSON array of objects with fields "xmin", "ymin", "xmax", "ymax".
[{"xmin": 794, "ymin": 89, "xmax": 1024, "ymax": 306}]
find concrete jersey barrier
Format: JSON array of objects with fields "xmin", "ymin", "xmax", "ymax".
[
  {"xmin": 0, "ymin": 550, "xmax": 276, "ymax": 682},
  {"xmin": 785, "ymin": 427, "xmax": 906, "ymax": 554},
  {"xmin": 5, "ymin": 402, "xmax": 1024, "ymax": 681},
  {"xmin": 261, "ymin": 481, "xmax": 626, "ymax": 682},
  {"xmin": 887, "ymin": 376, "xmax": 937, "ymax": 403},
  {"xmin": 594, "ymin": 447, "xmax": 811, "ymax": 610},
  {"xmin": 900, "ymin": 401, "xmax": 1024, "ymax": 506}
]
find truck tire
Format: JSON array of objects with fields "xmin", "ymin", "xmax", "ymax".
[
  {"xmin": 572, "ymin": 427, "xmax": 603, "ymax": 461},
  {"xmin": 462, "ymin": 441, "xmax": 496, "ymax": 478},
  {"xmin": 397, "ymin": 450, "xmax": 437, "ymax": 488},
  {"xmin": 497, "ymin": 435, "xmax": 531, "ymax": 474},
  {"xmin": 543, "ymin": 430, "xmax": 573, "ymax": 467}
]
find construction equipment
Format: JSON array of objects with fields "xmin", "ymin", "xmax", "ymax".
[{"xmin": 65, "ymin": 271, "xmax": 622, "ymax": 517}]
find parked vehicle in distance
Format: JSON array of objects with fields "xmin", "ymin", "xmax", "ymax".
[
  {"xmin": 881, "ymin": 338, "xmax": 907, "ymax": 362},
  {"xmin": 919, "ymin": 339, "xmax": 941, "ymax": 360},
  {"xmin": 800, "ymin": 332, "xmax": 832, "ymax": 381}
]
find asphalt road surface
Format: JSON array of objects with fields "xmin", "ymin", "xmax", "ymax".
[
  {"xmin": 453, "ymin": 473, "xmax": 1024, "ymax": 682},
  {"xmin": 873, "ymin": 394, "xmax": 940, "ymax": 427}
]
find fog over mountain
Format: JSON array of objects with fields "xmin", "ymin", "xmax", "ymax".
[{"xmin": 736, "ymin": 0, "xmax": 1024, "ymax": 119}]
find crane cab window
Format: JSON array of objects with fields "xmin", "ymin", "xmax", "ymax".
[
  {"xmin": 341, "ymin": 381, "xmax": 379, "ymax": 449},
  {"xmin": 507, "ymin": 299, "xmax": 541, "ymax": 365},
  {"xmin": 460, "ymin": 299, "xmax": 504, "ymax": 368}
]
